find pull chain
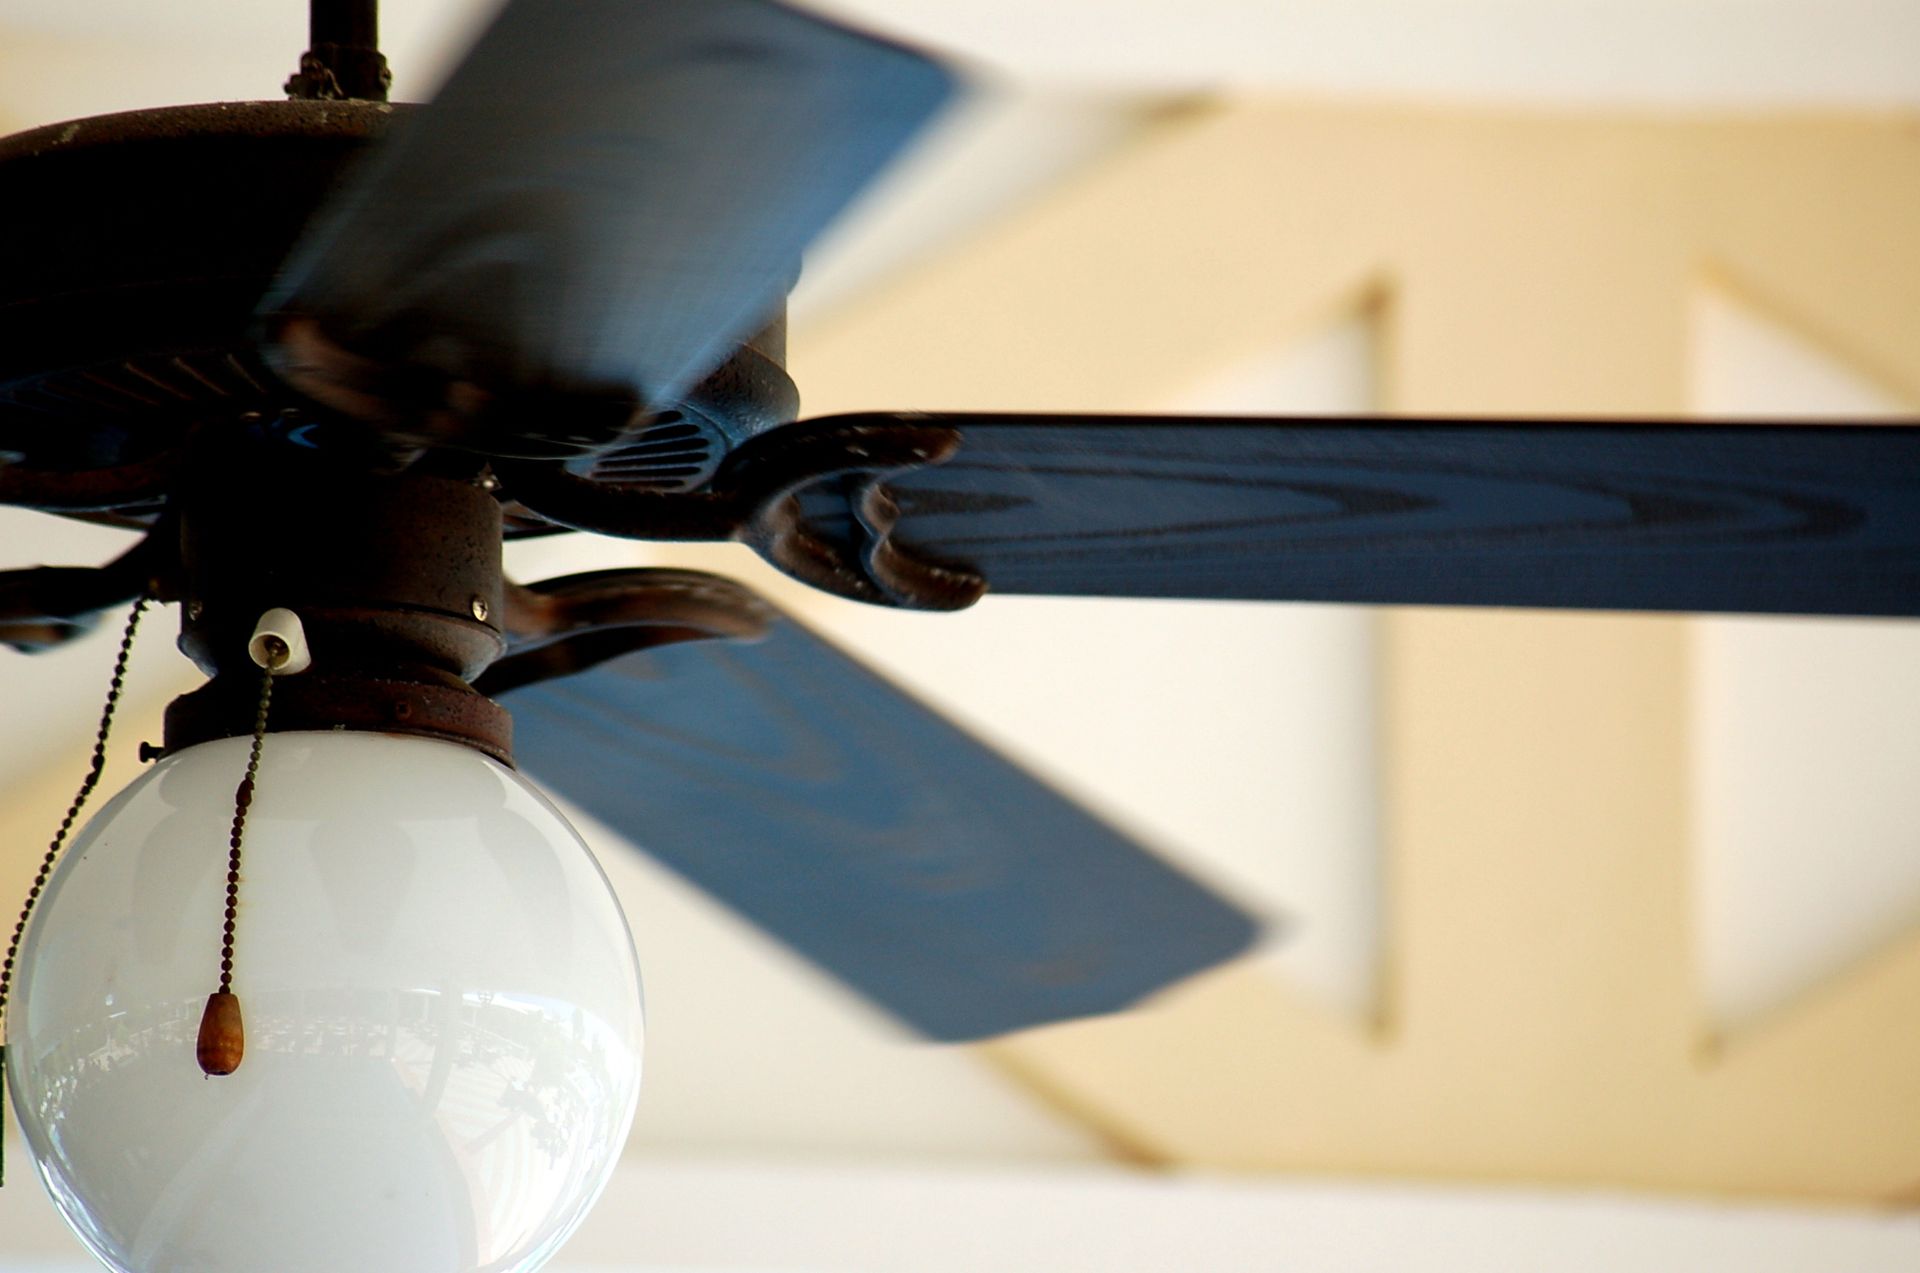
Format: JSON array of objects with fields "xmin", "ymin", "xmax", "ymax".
[
  {"xmin": 0, "ymin": 597, "xmax": 149, "ymax": 1186},
  {"xmin": 196, "ymin": 636, "xmax": 286, "ymax": 1078}
]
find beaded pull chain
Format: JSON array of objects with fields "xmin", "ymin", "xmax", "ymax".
[
  {"xmin": 0, "ymin": 597, "xmax": 149, "ymax": 1187},
  {"xmin": 195, "ymin": 635, "xmax": 287, "ymax": 1079}
]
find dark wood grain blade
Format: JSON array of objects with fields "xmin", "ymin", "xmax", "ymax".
[
  {"xmin": 262, "ymin": 0, "xmax": 952, "ymax": 412},
  {"xmin": 494, "ymin": 609, "xmax": 1261, "ymax": 1041},
  {"xmin": 779, "ymin": 413, "xmax": 1920, "ymax": 616}
]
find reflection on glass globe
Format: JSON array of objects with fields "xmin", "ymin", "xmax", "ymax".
[{"xmin": 5, "ymin": 731, "xmax": 644, "ymax": 1273}]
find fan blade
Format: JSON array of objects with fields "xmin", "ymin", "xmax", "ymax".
[
  {"xmin": 263, "ymin": 0, "xmax": 952, "ymax": 419},
  {"xmin": 492, "ymin": 609, "xmax": 1261, "ymax": 1041},
  {"xmin": 778, "ymin": 413, "xmax": 1920, "ymax": 617}
]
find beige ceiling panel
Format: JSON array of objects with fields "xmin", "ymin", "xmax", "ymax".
[
  {"xmin": 995, "ymin": 614, "xmax": 1700, "ymax": 1181},
  {"xmin": 998, "ymin": 613, "xmax": 1920, "ymax": 1200},
  {"xmin": 1691, "ymin": 285, "xmax": 1917, "ymax": 419},
  {"xmin": 1689, "ymin": 123, "xmax": 1920, "ymax": 405},
  {"xmin": 792, "ymin": 105, "xmax": 1390, "ymax": 414},
  {"xmin": 823, "ymin": 101, "xmax": 1920, "ymax": 1200}
]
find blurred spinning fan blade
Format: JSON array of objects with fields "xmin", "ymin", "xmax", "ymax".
[
  {"xmin": 262, "ymin": 0, "xmax": 954, "ymax": 426},
  {"xmin": 494, "ymin": 607, "xmax": 1262, "ymax": 1041}
]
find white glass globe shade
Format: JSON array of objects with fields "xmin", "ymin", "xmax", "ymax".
[{"xmin": 4, "ymin": 731, "xmax": 644, "ymax": 1273}]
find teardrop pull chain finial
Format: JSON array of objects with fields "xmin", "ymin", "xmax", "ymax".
[
  {"xmin": 197, "ymin": 627, "xmax": 291, "ymax": 1078},
  {"xmin": 1, "ymin": 596, "xmax": 149, "ymax": 1185}
]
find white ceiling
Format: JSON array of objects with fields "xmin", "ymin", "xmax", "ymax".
[
  {"xmin": 10, "ymin": 1153, "xmax": 1920, "ymax": 1272},
  {"xmin": 1689, "ymin": 291, "xmax": 1920, "ymax": 1031},
  {"xmin": 5, "ymin": 0, "xmax": 1919, "ymax": 106}
]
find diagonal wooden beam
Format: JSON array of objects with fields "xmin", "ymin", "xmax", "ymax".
[{"xmin": 788, "ymin": 100, "xmax": 1920, "ymax": 1199}]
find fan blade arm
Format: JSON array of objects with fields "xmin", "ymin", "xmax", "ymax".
[
  {"xmin": 492, "ymin": 414, "xmax": 988, "ymax": 609},
  {"xmin": 0, "ymin": 531, "xmax": 173, "ymax": 653},
  {"xmin": 475, "ymin": 567, "xmax": 773, "ymax": 698}
]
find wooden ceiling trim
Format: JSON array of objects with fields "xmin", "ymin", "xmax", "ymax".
[{"xmin": 825, "ymin": 101, "xmax": 1920, "ymax": 1199}]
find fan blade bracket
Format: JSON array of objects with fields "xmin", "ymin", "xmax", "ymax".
[
  {"xmin": 0, "ymin": 568, "xmax": 125, "ymax": 653},
  {"xmin": 0, "ymin": 451, "xmax": 178, "ymax": 515},
  {"xmin": 475, "ymin": 567, "xmax": 775, "ymax": 697},
  {"xmin": 734, "ymin": 417, "xmax": 987, "ymax": 611},
  {"xmin": 495, "ymin": 415, "xmax": 988, "ymax": 610},
  {"xmin": 0, "ymin": 533, "xmax": 174, "ymax": 654}
]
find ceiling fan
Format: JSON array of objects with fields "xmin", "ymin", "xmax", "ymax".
[
  {"xmin": 5, "ymin": 0, "xmax": 1918, "ymax": 1042},
  {"xmin": 2, "ymin": 0, "xmax": 1917, "ymax": 1073}
]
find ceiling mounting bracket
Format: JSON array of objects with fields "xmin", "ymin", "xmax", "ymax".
[{"xmin": 286, "ymin": 0, "xmax": 391, "ymax": 102}]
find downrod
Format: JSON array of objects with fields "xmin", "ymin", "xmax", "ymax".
[{"xmin": 287, "ymin": 0, "xmax": 391, "ymax": 102}]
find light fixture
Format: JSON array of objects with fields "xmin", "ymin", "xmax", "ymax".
[
  {"xmin": 1, "ymin": 437, "xmax": 665, "ymax": 1273},
  {"xmin": 5, "ymin": 730, "xmax": 643, "ymax": 1273}
]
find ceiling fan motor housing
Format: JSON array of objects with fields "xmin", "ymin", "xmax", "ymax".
[
  {"xmin": 161, "ymin": 431, "xmax": 517, "ymax": 764},
  {"xmin": 0, "ymin": 101, "xmax": 797, "ymax": 528}
]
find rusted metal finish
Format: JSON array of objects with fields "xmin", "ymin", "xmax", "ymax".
[
  {"xmin": 4, "ymin": 406, "xmax": 979, "ymax": 696},
  {"xmin": 477, "ymin": 568, "xmax": 774, "ymax": 697},
  {"xmin": 175, "ymin": 453, "xmax": 505, "ymax": 682},
  {"xmin": 165, "ymin": 431, "xmax": 515, "ymax": 758},
  {"xmin": 0, "ymin": 101, "xmax": 401, "ymax": 530},
  {"xmin": 495, "ymin": 415, "xmax": 986, "ymax": 610},
  {"xmin": 0, "ymin": 100, "xmax": 399, "ymax": 164},
  {"xmin": 287, "ymin": 0, "xmax": 392, "ymax": 102},
  {"xmin": 151, "ymin": 422, "xmax": 780, "ymax": 758},
  {"xmin": 164, "ymin": 666, "xmax": 514, "ymax": 764},
  {"xmin": 0, "ymin": 451, "xmax": 181, "ymax": 515}
]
